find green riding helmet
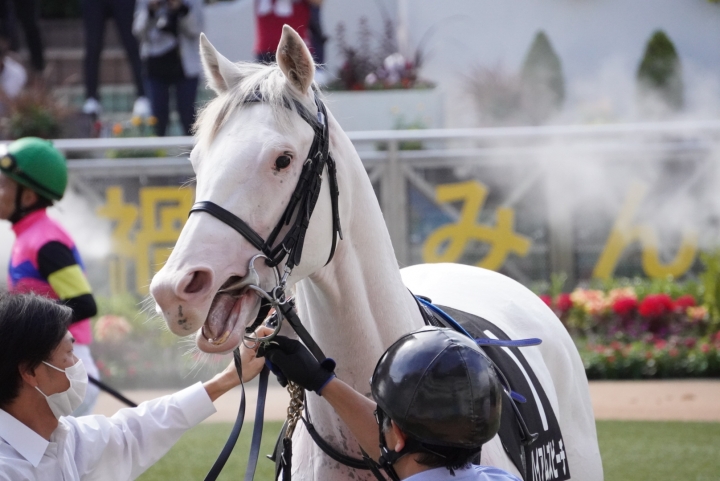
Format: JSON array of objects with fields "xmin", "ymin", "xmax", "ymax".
[{"xmin": 0, "ymin": 137, "xmax": 67, "ymax": 201}]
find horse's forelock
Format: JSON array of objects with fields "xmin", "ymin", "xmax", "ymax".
[{"xmin": 194, "ymin": 61, "xmax": 318, "ymax": 152}]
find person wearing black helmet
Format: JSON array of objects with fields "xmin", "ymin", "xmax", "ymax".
[
  {"xmin": 261, "ymin": 327, "xmax": 521, "ymax": 481},
  {"xmin": 0, "ymin": 137, "xmax": 100, "ymax": 415}
]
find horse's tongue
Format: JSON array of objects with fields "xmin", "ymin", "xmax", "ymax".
[{"xmin": 206, "ymin": 294, "xmax": 236, "ymax": 340}]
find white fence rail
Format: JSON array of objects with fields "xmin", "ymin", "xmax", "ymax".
[{"xmin": 29, "ymin": 120, "xmax": 720, "ymax": 287}]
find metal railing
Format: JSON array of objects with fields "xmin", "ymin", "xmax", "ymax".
[{"xmin": 35, "ymin": 119, "xmax": 720, "ymax": 284}]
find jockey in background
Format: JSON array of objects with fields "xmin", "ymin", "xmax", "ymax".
[
  {"xmin": 0, "ymin": 137, "xmax": 99, "ymax": 415},
  {"xmin": 261, "ymin": 326, "xmax": 522, "ymax": 481}
]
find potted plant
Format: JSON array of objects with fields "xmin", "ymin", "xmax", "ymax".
[{"xmin": 323, "ymin": 17, "xmax": 442, "ymax": 132}]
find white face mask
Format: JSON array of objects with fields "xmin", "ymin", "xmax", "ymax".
[{"xmin": 35, "ymin": 358, "xmax": 88, "ymax": 419}]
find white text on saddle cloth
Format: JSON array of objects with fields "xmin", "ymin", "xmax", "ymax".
[{"xmin": 531, "ymin": 439, "xmax": 567, "ymax": 481}]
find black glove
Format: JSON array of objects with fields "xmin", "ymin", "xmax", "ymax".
[{"xmin": 258, "ymin": 336, "xmax": 335, "ymax": 394}]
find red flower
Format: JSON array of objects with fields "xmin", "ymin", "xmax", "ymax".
[
  {"xmin": 669, "ymin": 347, "xmax": 679, "ymax": 358},
  {"xmin": 684, "ymin": 338, "xmax": 697, "ymax": 349},
  {"xmin": 612, "ymin": 296, "xmax": 638, "ymax": 316},
  {"xmin": 645, "ymin": 351, "xmax": 653, "ymax": 360},
  {"xmin": 654, "ymin": 339, "xmax": 667, "ymax": 350},
  {"xmin": 638, "ymin": 294, "xmax": 675, "ymax": 318},
  {"xmin": 555, "ymin": 293, "xmax": 573, "ymax": 314},
  {"xmin": 701, "ymin": 343, "xmax": 711, "ymax": 354},
  {"xmin": 674, "ymin": 294, "xmax": 696, "ymax": 311},
  {"xmin": 610, "ymin": 341, "xmax": 622, "ymax": 351},
  {"xmin": 539, "ymin": 295, "xmax": 553, "ymax": 309}
]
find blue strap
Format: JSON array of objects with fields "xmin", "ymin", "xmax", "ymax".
[
  {"xmin": 475, "ymin": 338, "xmax": 542, "ymax": 348},
  {"xmin": 416, "ymin": 298, "xmax": 474, "ymax": 339}
]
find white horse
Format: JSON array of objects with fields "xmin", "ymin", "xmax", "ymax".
[{"xmin": 150, "ymin": 26, "xmax": 603, "ymax": 481}]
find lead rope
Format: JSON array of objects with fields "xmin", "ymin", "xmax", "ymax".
[{"xmin": 280, "ymin": 381, "xmax": 305, "ymax": 481}]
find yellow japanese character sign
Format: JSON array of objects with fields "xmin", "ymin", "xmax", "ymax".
[
  {"xmin": 97, "ymin": 186, "xmax": 194, "ymax": 295},
  {"xmin": 422, "ymin": 181, "xmax": 531, "ymax": 270},
  {"xmin": 592, "ymin": 181, "xmax": 698, "ymax": 279}
]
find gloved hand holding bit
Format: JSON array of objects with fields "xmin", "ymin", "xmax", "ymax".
[{"xmin": 257, "ymin": 336, "xmax": 335, "ymax": 394}]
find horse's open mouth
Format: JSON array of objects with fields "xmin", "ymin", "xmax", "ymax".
[{"xmin": 197, "ymin": 276, "xmax": 260, "ymax": 353}]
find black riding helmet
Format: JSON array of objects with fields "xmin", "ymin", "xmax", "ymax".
[{"xmin": 371, "ymin": 326, "xmax": 502, "ymax": 449}]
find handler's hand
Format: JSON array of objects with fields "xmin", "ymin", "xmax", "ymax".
[
  {"xmin": 203, "ymin": 326, "xmax": 272, "ymax": 402},
  {"xmin": 258, "ymin": 336, "xmax": 335, "ymax": 394},
  {"xmin": 239, "ymin": 326, "xmax": 274, "ymax": 382}
]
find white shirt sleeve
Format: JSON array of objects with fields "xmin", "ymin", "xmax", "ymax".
[{"xmin": 62, "ymin": 382, "xmax": 216, "ymax": 481}]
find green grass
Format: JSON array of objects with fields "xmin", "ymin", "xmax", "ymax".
[
  {"xmin": 138, "ymin": 421, "xmax": 284, "ymax": 481},
  {"xmin": 139, "ymin": 420, "xmax": 720, "ymax": 481},
  {"xmin": 597, "ymin": 421, "xmax": 720, "ymax": 481}
]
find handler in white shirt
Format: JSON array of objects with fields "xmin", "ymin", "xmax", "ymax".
[{"xmin": 0, "ymin": 293, "xmax": 265, "ymax": 481}]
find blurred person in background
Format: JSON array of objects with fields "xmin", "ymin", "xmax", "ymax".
[
  {"xmin": 0, "ymin": 138, "xmax": 100, "ymax": 416},
  {"xmin": 0, "ymin": 29, "xmax": 27, "ymax": 113},
  {"xmin": 255, "ymin": 0, "xmax": 322, "ymax": 64},
  {"xmin": 0, "ymin": 293, "xmax": 266, "ymax": 481},
  {"xmin": 0, "ymin": 0, "xmax": 44, "ymax": 83},
  {"xmin": 81, "ymin": 0, "xmax": 151, "ymax": 118},
  {"xmin": 133, "ymin": 0, "xmax": 203, "ymax": 136}
]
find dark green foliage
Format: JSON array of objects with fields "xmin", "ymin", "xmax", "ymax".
[
  {"xmin": 637, "ymin": 30, "xmax": 684, "ymax": 113},
  {"xmin": 520, "ymin": 31, "xmax": 565, "ymax": 124}
]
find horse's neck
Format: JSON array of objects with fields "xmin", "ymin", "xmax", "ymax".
[{"xmin": 295, "ymin": 123, "xmax": 424, "ymax": 390}]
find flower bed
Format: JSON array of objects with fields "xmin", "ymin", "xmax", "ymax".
[{"xmin": 538, "ymin": 267, "xmax": 720, "ymax": 379}]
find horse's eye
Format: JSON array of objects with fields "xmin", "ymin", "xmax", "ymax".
[{"xmin": 275, "ymin": 155, "xmax": 291, "ymax": 170}]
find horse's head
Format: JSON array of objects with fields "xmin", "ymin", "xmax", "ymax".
[{"xmin": 150, "ymin": 26, "xmax": 337, "ymax": 353}]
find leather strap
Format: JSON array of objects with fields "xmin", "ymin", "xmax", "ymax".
[
  {"xmin": 190, "ymin": 201, "xmax": 266, "ymax": 252},
  {"xmin": 300, "ymin": 417, "xmax": 370, "ymax": 470},
  {"xmin": 204, "ymin": 348, "xmax": 246, "ymax": 481},
  {"xmin": 278, "ymin": 299, "xmax": 328, "ymax": 363},
  {"xmin": 88, "ymin": 376, "xmax": 137, "ymax": 407},
  {"xmin": 244, "ymin": 366, "xmax": 270, "ymax": 481}
]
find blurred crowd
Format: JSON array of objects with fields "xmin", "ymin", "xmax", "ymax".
[{"xmin": 0, "ymin": 0, "xmax": 326, "ymax": 138}]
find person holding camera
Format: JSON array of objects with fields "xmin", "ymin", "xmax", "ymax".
[{"xmin": 133, "ymin": 0, "xmax": 204, "ymax": 136}]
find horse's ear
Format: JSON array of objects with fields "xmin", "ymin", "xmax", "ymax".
[
  {"xmin": 276, "ymin": 25, "xmax": 315, "ymax": 94},
  {"xmin": 199, "ymin": 33, "xmax": 243, "ymax": 94}
]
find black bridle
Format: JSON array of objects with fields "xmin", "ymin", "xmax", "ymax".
[
  {"xmin": 189, "ymin": 92, "xmax": 342, "ymax": 276},
  {"xmin": 191, "ymin": 91, "xmax": 357, "ymax": 481}
]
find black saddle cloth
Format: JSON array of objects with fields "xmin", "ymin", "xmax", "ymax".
[{"xmin": 431, "ymin": 305, "xmax": 571, "ymax": 481}]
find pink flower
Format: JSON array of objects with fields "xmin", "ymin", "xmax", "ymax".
[
  {"xmin": 686, "ymin": 306, "xmax": 708, "ymax": 322},
  {"xmin": 638, "ymin": 294, "xmax": 674, "ymax": 318},
  {"xmin": 674, "ymin": 294, "xmax": 696, "ymax": 311},
  {"xmin": 612, "ymin": 297, "xmax": 638, "ymax": 317},
  {"xmin": 701, "ymin": 343, "xmax": 711, "ymax": 354},
  {"xmin": 555, "ymin": 293, "xmax": 573, "ymax": 314},
  {"xmin": 539, "ymin": 295, "xmax": 553, "ymax": 308},
  {"xmin": 570, "ymin": 289, "xmax": 608, "ymax": 315},
  {"xmin": 607, "ymin": 287, "xmax": 637, "ymax": 303},
  {"xmin": 654, "ymin": 339, "xmax": 667, "ymax": 350},
  {"xmin": 669, "ymin": 347, "xmax": 679, "ymax": 358}
]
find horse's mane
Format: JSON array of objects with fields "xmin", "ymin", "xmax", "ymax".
[{"xmin": 193, "ymin": 61, "xmax": 318, "ymax": 151}]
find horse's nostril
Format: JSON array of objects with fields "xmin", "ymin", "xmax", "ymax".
[{"xmin": 184, "ymin": 270, "xmax": 211, "ymax": 295}]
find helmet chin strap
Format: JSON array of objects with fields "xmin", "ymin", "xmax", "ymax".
[{"xmin": 9, "ymin": 185, "xmax": 47, "ymax": 224}]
